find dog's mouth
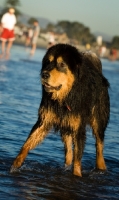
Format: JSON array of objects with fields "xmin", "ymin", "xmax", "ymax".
[{"xmin": 43, "ymin": 81, "xmax": 62, "ymax": 91}]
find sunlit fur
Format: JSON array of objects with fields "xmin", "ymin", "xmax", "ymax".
[{"xmin": 10, "ymin": 44, "xmax": 110, "ymax": 177}]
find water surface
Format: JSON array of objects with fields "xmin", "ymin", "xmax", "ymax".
[{"xmin": 0, "ymin": 46, "xmax": 119, "ymax": 199}]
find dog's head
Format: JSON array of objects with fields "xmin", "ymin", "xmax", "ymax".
[{"xmin": 41, "ymin": 44, "xmax": 82, "ymax": 101}]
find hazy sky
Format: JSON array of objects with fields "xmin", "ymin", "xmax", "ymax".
[{"xmin": 0, "ymin": 0, "xmax": 118, "ymax": 37}]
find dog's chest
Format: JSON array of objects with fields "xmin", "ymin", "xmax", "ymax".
[{"xmin": 53, "ymin": 111, "xmax": 81, "ymax": 133}]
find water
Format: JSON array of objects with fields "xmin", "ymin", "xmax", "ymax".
[{"xmin": 0, "ymin": 46, "xmax": 119, "ymax": 200}]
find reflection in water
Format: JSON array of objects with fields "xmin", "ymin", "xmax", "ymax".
[
  {"xmin": 0, "ymin": 46, "xmax": 119, "ymax": 199},
  {"xmin": 0, "ymin": 64, "xmax": 7, "ymax": 105}
]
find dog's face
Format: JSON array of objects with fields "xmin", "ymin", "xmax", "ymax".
[{"xmin": 41, "ymin": 44, "xmax": 82, "ymax": 101}]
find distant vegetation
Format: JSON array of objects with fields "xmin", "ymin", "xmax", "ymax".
[
  {"xmin": 42, "ymin": 20, "xmax": 119, "ymax": 49},
  {"xmin": 43, "ymin": 20, "xmax": 96, "ymax": 45},
  {"xmin": 111, "ymin": 36, "xmax": 119, "ymax": 49},
  {"xmin": 0, "ymin": 0, "xmax": 21, "ymax": 18},
  {"xmin": 28, "ymin": 17, "xmax": 39, "ymax": 25}
]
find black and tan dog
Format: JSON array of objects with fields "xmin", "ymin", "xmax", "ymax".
[{"xmin": 10, "ymin": 44, "xmax": 110, "ymax": 176}]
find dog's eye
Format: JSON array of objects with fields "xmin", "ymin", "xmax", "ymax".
[
  {"xmin": 60, "ymin": 62, "xmax": 65, "ymax": 67},
  {"xmin": 58, "ymin": 62, "xmax": 65, "ymax": 68},
  {"xmin": 57, "ymin": 62, "xmax": 66, "ymax": 71}
]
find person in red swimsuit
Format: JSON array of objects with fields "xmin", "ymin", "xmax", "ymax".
[{"xmin": 0, "ymin": 8, "xmax": 16, "ymax": 59}]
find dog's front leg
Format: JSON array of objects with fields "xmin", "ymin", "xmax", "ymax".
[
  {"xmin": 10, "ymin": 120, "xmax": 50, "ymax": 172},
  {"xmin": 62, "ymin": 134, "xmax": 73, "ymax": 167},
  {"xmin": 73, "ymin": 129, "xmax": 86, "ymax": 177}
]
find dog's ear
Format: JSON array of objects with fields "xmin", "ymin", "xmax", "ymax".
[{"xmin": 74, "ymin": 51, "xmax": 83, "ymax": 75}]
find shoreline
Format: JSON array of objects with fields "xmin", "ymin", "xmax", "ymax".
[{"xmin": 1, "ymin": 37, "xmax": 119, "ymax": 61}]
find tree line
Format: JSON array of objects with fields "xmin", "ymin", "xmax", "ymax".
[{"xmin": 44, "ymin": 21, "xmax": 96, "ymax": 45}]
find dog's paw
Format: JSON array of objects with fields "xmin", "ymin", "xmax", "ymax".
[
  {"xmin": 64, "ymin": 164, "xmax": 72, "ymax": 171},
  {"xmin": 10, "ymin": 165, "xmax": 19, "ymax": 173}
]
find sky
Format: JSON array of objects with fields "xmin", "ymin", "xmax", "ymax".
[{"xmin": 0, "ymin": 0, "xmax": 118, "ymax": 38}]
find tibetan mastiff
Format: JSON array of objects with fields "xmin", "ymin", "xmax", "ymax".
[{"xmin": 10, "ymin": 44, "xmax": 110, "ymax": 176}]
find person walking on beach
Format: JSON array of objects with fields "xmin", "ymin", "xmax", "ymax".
[
  {"xmin": 0, "ymin": 8, "xmax": 17, "ymax": 59},
  {"xmin": 47, "ymin": 32, "xmax": 55, "ymax": 49},
  {"xmin": 30, "ymin": 20, "xmax": 40, "ymax": 56},
  {"xmin": 25, "ymin": 27, "xmax": 33, "ymax": 48}
]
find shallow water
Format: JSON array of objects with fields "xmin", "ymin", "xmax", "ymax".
[{"xmin": 0, "ymin": 46, "xmax": 119, "ymax": 200}]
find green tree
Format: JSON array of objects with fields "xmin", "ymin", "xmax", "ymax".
[
  {"xmin": 28, "ymin": 17, "xmax": 38, "ymax": 25},
  {"xmin": 45, "ymin": 20, "xmax": 96, "ymax": 44},
  {"xmin": 54, "ymin": 20, "xmax": 96, "ymax": 44},
  {"xmin": 46, "ymin": 23, "xmax": 55, "ymax": 32},
  {"xmin": 5, "ymin": 0, "xmax": 21, "ymax": 7},
  {"xmin": 111, "ymin": 36, "xmax": 119, "ymax": 49},
  {"xmin": 0, "ymin": 0, "xmax": 21, "ymax": 19}
]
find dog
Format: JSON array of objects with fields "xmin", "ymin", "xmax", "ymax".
[{"xmin": 10, "ymin": 44, "xmax": 110, "ymax": 176}]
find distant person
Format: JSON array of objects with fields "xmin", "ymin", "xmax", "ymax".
[
  {"xmin": 25, "ymin": 27, "xmax": 33, "ymax": 47},
  {"xmin": 0, "ymin": 23, "xmax": 3, "ymax": 35},
  {"xmin": 100, "ymin": 45, "xmax": 107, "ymax": 57},
  {"xmin": 30, "ymin": 20, "xmax": 40, "ymax": 56},
  {"xmin": 0, "ymin": 8, "xmax": 17, "ymax": 59},
  {"xmin": 47, "ymin": 32, "xmax": 55, "ymax": 49},
  {"xmin": 109, "ymin": 48, "xmax": 117, "ymax": 61}
]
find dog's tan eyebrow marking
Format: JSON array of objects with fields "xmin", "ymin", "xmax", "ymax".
[
  {"xmin": 49, "ymin": 55, "xmax": 54, "ymax": 62},
  {"xmin": 57, "ymin": 56, "xmax": 63, "ymax": 63}
]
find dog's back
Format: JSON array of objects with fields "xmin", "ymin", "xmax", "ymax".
[{"xmin": 82, "ymin": 51, "xmax": 102, "ymax": 73}]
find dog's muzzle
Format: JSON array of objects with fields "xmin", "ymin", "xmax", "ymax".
[{"xmin": 41, "ymin": 71, "xmax": 62, "ymax": 91}]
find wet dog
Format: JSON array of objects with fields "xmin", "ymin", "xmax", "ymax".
[{"xmin": 10, "ymin": 44, "xmax": 110, "ymax": 176}]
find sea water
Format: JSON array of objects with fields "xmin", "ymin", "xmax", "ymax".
[{"xmin": 0, "ymin": 45, "xmax": 119, "ymax": 199}]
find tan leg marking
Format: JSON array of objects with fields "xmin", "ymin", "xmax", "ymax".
[
  {"xmin": 62, "ymin": 134, "xmax": 73, "ymax": 166},
  {"xmin": 12, "ymin": 108, "xmax": 56, "ymax": 169},
  {"xmin": 73, "ymin": 136, "xmax": 82, "ymax": 177},
  {"xmin": 12, "ymin": 147, "xmax": 29, "ymax": 168},
  {"xmin": 91, "ymin": 116, "xmax": 106, "ymax": 170},
  {"xmin": 96, "ymin": 141, "xmax": 106, "ymax": 170},
  {"xmin": 73, "ymin": 161, "xmax": 82, "ymax": 177},
  {"xmin": 12, "ymin": 124, "xmax": 48, "ymax": 168}
]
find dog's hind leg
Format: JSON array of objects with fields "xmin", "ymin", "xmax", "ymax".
[
  {"xmin": 10, "ymin": 120, "xmax": 50, "ymax": 172},
  {"xmin": 62, "ymin": 134, "xmax": 73, "ymax": 167},
  {"xmin": 91, "ymin": 118, "xmax": 107, "ymax": 170},
  {"xmin": 95, "ymin": 139, "xmax": 106, "ymax": 170}
]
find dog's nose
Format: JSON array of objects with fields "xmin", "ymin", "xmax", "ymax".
[{"xmin": 42, "ymin": 71, "xmax": 50, "ymax": 79}]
